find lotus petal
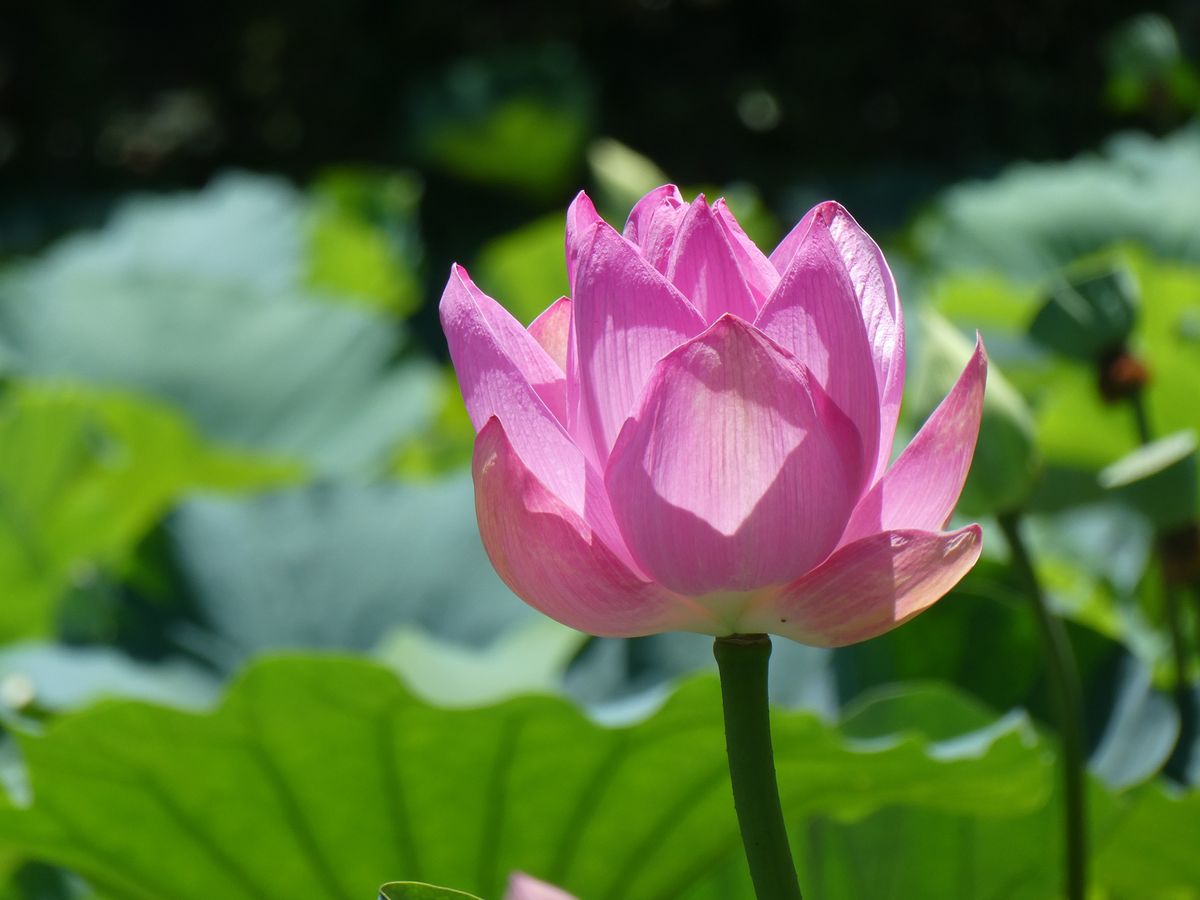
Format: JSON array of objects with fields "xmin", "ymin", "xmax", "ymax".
[{"xmin": 605, "ymin": 315, "xmax": 862, "ymax": 600}]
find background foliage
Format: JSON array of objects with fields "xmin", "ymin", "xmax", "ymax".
[{"xmin": 1, "ymin": 2, "xmax": 1199, "ymax": 897}]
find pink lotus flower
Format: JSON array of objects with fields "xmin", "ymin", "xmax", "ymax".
[
  {"xmin": 441, "ymin": 186, "xmax": 985, "ymax": 646},
  {"xmin": 504, "ymin": 873, "xmax": 577, "ymax": 900}
]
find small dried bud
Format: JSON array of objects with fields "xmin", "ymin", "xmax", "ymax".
[{"xmin": 1098, "ymin": 346, "xmax": 1151, "ymax": 403}]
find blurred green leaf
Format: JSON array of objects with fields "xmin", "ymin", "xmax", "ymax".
[
  {"xmin": 1089, "ymin": 655, "xmax": 1179, "ymax": 789},
  {"xmin": 0, "ymin": 860, "xmax": 93, "ymax": 900},
  {"xmin": 0, "ymin": 275, "xmax": 438, "ymax": 477},
  {"xmin": 925, "ymin": 251, "xmax": 1200, "ymax": 493},
  {"xmin": 797, "ymin": 805, "xmax": 1054, "ymax": 900},
  {"xmin": 1100, "ymin": 430, "xmax": 1198, "ymax": 530},
  {"xmin": 408, "ymin": 48, "xmax": 592, "ymax": 197},
  {"xmin": 841, "ymin": 682, "xmax": 1004, "ymax": 741},
  {"xmin": 922, "ymin": 270, "xmax": 1040, "ymax": 332},
  {"xmin": 1104, "ymin": 13, "xmax": 1200, "ymax": 116},
  {"xmin": 0, "ymin": 642, "xmax": 218, "ymax": 713},
  {"xmin": 1029, "ymin": 264, "xmax": 1139, "ymax": 361},
  {"xmin": 565, "ymin": 632, "xmax": 837, "ymax": 721},
  {"xmin": 587, "ymin": 139, "xmax": 670, "ymax": 219},
  {"xmin": 0, "ymin": 657, "xmax": 1051, "ymax": 900},
  {"xmin": 469, "ymin": 184, "xmax": 778, "ymax": 328},
  {"xmin": 832, "ymin": 560, "xmax": 1040, "ymax": 714},
  {"xmin": 1092, "ymin": 783, "xmax": 1200, "ymax": 895},
  {"xmin": 794, "ymin": 754, "xmax": 1200, "ymax": 900},
  {"xmin": 375, "ymin": 619, "xmax": 586, "ymax": 708},
  {"xmin": 307, "ymin": 168, "xmax": 424, "ymax": 316},
  {"xmin": 684, "ymin": 182, "xmax": 780, "ymax": 252},
  {"xmin": 1033, "ymin": 365, "xmax": 1141, "ymax": 471},
  {"xmin": 1106, "ymin": 14, "xmax": 1184, "ymax": 83},
  {"xmin": 307, "ymin": 212, "xmax": 416, "ymax": 316},
  {"xmin": 1024, "ymin": 504, "xmax": 1159, "ymax": 644},
  {"xmin": 391, "ymin": 368, "xmax": 476, "ymax": 479},
  {"xmin": 914, "ymin": 126, "xmax": 1200, "ymax": 279},
  {"xmin": 908, "ymin": 309, "xmax": 1040, "ymax": 516},
  {"xmin": 166, "ymin": 474, "xmax": 534, "ymax": 670},
  {"xmin": 17, "ymin": 173, "xmax": 307, "ymax": 292},
  {"xmin": 472, "ymin": 214, "xmax": 567, "ymax": 325},
  {"xmin": 0, "ymin": 173, "xmax": 439, "ymax": 475},
  {"xmin": 0, "ymin": 384, "xmax": 295, "ymax": 641},
  {"xmin": 585, "ymin": 140, "xmax": 780, "ymax": 250}
]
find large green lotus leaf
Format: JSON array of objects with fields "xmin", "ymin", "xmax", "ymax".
[
  {"xmin": 166, "ymin": 474, "xmax": 534, "ymax": 669},
  {"xmin": 795, "ymin": 804, "xmax": 1059, "ymax": 900},
  {"xmin": 21, "ymin": 173, "xmax": 309, "ymax": 293},
  {"xmin": 913, "ymin": 125, "xmax": 1200, "ymax": 279},
  {"xmin": 0, "ymin": 657, "xmax": 1051, "ymax": 900},
  {"xmin": 797, "ymin": 778, "xmax": 1200, "ymax": 900},
  {"xmin": 0, "ymin": 384, "xmax": 296, "ymax": 641},
  {"xmin": 0, "ymin": 272, "xmax": 439, "ymax": 475},
  {"xmin": 2, "ymin": 171, "xmax": 419, "ymax": 314},
  {"xmin": 1093, "ymin": 783, "xmax": 1200, "ymax": 896},
  {"xmin": 840, "ymin": 681, "xmax": 1011, "ymax": 741},
  {"xmin": 0, "ymin": 174, "xmax": 437, "ymax": 475},
  {"xmin": 307, "ymin": 207, "xmax": 417, "ymax": 316}
]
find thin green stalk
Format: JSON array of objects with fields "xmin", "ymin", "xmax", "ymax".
[
  {"xmin": 1165, "ymin": 583, "xmax": 1192, "ymax": 709},
  {"xmin": 714, "ymin": 634, "xmax": 803, "ymax": 900},
  {"xmin": 1129, "ymin": 388, "xmax": 1153, "ymax": 446},
  {"xmin": 1128, "ymin": 387, "xmax": 1195, "ymax": 752},
  {"xmin": 998, "ymin": 513, "xmax": 1087, "ymax": 900},
  {"xmin": 1194, "ymin": 583, "xmax": 1200, "ymax": 671},
  {"xmin": 1163, "ymin": 582, "xmax": 1198, "ymax": 781}
]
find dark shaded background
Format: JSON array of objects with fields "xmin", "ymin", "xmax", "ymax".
[{"xmin": 4, "ymin": 1, "xmax": 1195, "ymax": 213}]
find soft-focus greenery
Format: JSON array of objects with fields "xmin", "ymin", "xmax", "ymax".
[{"xmin": 1, "ymin": 10, "xmax": 1199, "ymax": 899}]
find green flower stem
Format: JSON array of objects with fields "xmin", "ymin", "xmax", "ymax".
[
  {"xmin": 998, "ymin": 512, "xmax": 1087, "ymax": 900},
  {"xmin": 1128, "ymin": 387, "xmax": 1194, "ymax": 747},
  {"xmin": 714, "ymin": 634, "xmax": 803, "ymax": 900},
  {"xmin": 1194, "ymin": 584, "xmax": 1200, "ymax": 674},
  {"xmin": 1165, "ymin": 583, "xmax": 1192, "ymax": 705},
  {"xmin": 1129, "ymin": 388, "xmax": 1153, "ymax": 446}
]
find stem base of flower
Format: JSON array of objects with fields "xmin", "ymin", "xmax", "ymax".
[{"xmin": 714, "ymin": 634, "xmax": 803, "ymax": 900}]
